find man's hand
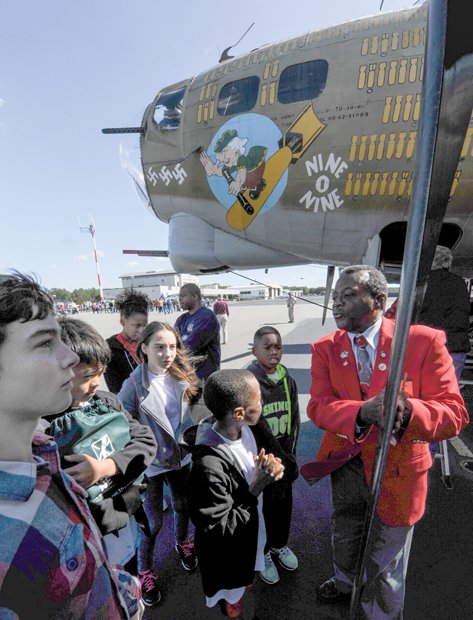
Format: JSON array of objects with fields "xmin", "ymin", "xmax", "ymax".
[
  {"xmin": 393, "ymin": 390, "xmax": 412, "ymax": 432},
  {"xmin": 358, "ymin": 388, "xmax": 412, "ymax": 430},
  {"xmin": 358, "ymin": 390, "xmax": 385, "ymax": 427},
  {"xmin": 63, "ymin": 454, "xmax": 118, "ymax": 488}
]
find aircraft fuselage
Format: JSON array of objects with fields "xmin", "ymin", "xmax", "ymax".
[{"xmin": 140, "ymin": 3, "xmax": 472, "ymax": 277}]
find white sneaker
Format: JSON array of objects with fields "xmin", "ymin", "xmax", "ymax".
[
  {"xmin": 259, "ymin": 552, "xmax": 280, "ymax": 584},
  {"xmin": 270, "ymin": 546, "xmax": 298, "ymax": 571}
]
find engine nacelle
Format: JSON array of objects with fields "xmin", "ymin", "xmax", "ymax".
[{"xmin": 168, "ymin": 213, "xmax": 310, "ymax": 273}]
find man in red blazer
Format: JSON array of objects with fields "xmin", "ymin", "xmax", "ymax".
[{"xmin": 307, "ymin": 265, "xmax": 468, "ymax": 618}]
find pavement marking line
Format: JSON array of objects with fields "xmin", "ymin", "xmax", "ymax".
[{"xmin": 449, "ymin": 436, "xmax": 473, "ymax": 458}]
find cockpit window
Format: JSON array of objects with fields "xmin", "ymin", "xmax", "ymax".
[
  {"xmin": 153, "ymin": 86, "xmax": 186, "ymax": 130},
  {"xmin": 278, "ymin": 59, "xmax": 328, "ymax": 104},
  {"xmin": 217, "ymin": 76, "xmax": 260, "ymax": 116}
]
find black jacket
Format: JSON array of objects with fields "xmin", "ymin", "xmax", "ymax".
[
  {"xmin": 418, "ymin": 269, "xmax": 471, "ymax": 353},
  {"xmin": 181, "ymin": 417, "xmax": 297, "ymax": 597},
  {"xmin": 104, "ymin": 334, "xmax": 140, "ymax": 394},
  {"xmin": 181, "ymin": 422, "xmax": 260, "ymax": 597}
]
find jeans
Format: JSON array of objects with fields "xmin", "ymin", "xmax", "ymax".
[{"xmin": 138, "ymin": 464, "xmax": 191, "ymax": 572}]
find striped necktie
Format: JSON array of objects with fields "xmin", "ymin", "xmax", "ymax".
[{"xmin": 354, "ymin": 335, "xmax": 372, "ymax": 400}]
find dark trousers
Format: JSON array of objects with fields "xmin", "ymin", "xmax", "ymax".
[
  {"xmin": 331, "ymin": 454, "xmax": 369, "ymax": 585},
  {"xmin": 330, "ymin": 455, "xmax": 414, "ymax": 619},
  {"xmin": 262, "ymin": 479, "xmax": 293, "ymax": 550}
]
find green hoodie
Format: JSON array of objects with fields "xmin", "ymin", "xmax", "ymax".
[{"xmin": 247, "ymin": 360, "xmax": 300, "ymax": 457}]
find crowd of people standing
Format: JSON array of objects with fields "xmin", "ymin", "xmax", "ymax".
[{"xmin": 0, "ymin": 267, "xmax": 470, "ymax": 619}]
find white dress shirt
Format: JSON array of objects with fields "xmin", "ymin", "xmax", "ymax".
[{"xmin": 347, "ymin": 316, "xmax": 383, "ymax": 368}]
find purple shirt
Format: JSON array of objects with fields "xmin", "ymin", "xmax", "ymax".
[{"xmin": 175, "ymin": 306, "xmax": 221, "ymax": 380}]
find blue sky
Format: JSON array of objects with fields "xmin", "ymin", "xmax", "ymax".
[{"xmin": 1, "ymin": 0, "xmax": 410, "ymax": 291}]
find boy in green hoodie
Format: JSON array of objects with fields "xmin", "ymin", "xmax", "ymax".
[{"xmin": 248, "ymin": 326, "xmax": 300, "ymax": 585}]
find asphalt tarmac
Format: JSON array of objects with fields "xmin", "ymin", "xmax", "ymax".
[{"xmin": 81, "ymin": 298, "xmax": 473, "ymax": 619}]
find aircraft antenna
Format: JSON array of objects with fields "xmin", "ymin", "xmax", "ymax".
[
  {"xmin": 102, "ymin": 127, "xmax": 143, "ymax": 134},
  {"xmin": 79, "ymin": 216, "xmax": 104, "ymax": 301},
  {"xmin": 219, "ymin": 22, "xmax": 254, "ymax": 63}
]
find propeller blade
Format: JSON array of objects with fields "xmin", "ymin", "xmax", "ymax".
[{"xmin": 122, "ymin": 250, "xmax": 169, "ymax": 257}]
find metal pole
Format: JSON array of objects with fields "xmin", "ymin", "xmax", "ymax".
[
  {"xmin": 349, "ymin": 0, "xmax": 448, "ymax": 615},
  {"xmin": 90, "ymin": 222, "xmax": 104, "ymax": 301},
  {"xmin": 80, "ymin": 217, "xmax": 104, "ymax": 301}
]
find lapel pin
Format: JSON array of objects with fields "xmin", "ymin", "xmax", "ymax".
[
  {"xmin": 378, "ymin": 363, "xmax": 387, "ymax": 371},
  {"xmin": 343, "ymin": 361, "xmax": 349, "ymax": 366},
  {"xmin": 380, "ymin": 351, "xmax": 386, "ymax": 358},
  {"xmin": 340, "ymin": 350, "xmax": 349, "ymax": 358}
]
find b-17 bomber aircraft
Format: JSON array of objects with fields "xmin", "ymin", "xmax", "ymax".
[
  {"xmin": 104, "ymin": 0, "xmax": 473, "ymax": 284},
  {"xmin": 102, "ymin": 7, "xmax": 473, "ymax": 613}
]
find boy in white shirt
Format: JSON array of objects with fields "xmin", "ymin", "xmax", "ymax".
[{"xmin": 182, "ymin": 369, "xmax": 284, "ymax": 618}]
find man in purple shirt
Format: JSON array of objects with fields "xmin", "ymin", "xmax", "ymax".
[
  {"xmin": 176, "ymin": 284, "xmax": 221, "ymax": 382},
  {"xmin": 176, "ymin": 284, "xmax": 221, "ymax": 423}
]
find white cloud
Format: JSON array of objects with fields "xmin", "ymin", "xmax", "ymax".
[
  {"xmin": 0, "ymin": 98, "xmax": 5, "ymax": 107},
  {"xmin": 49, "ymin": 264, "xmax": 57, "ymax": 269},
  {"xmin": 78, "ymin": 250, "xmax": 104, "ymax": 261},
  {"xmin": 127, "ymin": 261, "xmax": 139, "ymax": 267}
]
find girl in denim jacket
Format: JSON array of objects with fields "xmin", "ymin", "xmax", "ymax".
[{"xmin": 118, "ymin": 321, "xmax": 199, "ymax": 607}]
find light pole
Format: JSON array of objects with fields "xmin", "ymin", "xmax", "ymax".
[{"xmin": 79, "ymin": 216, "xmax": 104, "ymax": 301}]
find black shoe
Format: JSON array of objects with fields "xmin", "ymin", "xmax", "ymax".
[
  {"xmin": 139, "ymin": 570, "xmax": 162, "ymax": 606},
  {"xmin": 317, "ymin": 577, "xmax": 351, "ymax": 603},
  {"xmin": 175, "ymin": 539, "xmax": 198, "ymax": 571}
]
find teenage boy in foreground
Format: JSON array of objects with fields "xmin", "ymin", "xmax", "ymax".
[{"xmin": 0, "ymin": 274, "xmax": 143, "ymax": 619}]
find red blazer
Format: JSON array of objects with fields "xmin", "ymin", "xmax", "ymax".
[{"xmin": 307, "ymin": 318, "xmax": 468, "ymax": 526}]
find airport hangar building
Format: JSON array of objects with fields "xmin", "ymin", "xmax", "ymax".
[{"xmin": 102, "ymin": 269, "xmax": 285, "ymax": 301}]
